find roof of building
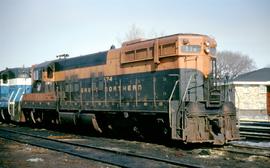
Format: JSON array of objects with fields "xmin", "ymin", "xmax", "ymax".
[{"xmin": 233, "ymin": 68, "xmax": 270, "ymax": 85}]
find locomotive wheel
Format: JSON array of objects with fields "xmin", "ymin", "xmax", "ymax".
[
  {"xmin": 30, "ymin": 110, "xmax": 43, "ymax": 124},
  {"xmin": 51, "ymin": 118, "xmax": 60, "ymax": 125},
  {"xmin": 22, "ymin": 110, "xmax": 33, "ymax": 124},
  {"xmin": 47, "ymin": 112, "xmax": 60, "ymax": 125}
]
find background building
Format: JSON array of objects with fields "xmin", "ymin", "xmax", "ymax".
[{"xmin": 230, "ymin": 68, "xmax": 270, "ymax": 121}]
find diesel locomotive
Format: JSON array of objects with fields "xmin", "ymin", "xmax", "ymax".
[
  {"xmin": 3, "ymin": 34, "xmax": 240, "ymax": 144},
  {"xmin": 0, "ymin": 68, "xmax": 32, "ymax": 122}
]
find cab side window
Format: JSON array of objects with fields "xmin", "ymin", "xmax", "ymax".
[
  {"xmin": 2, "ymin": 74, "xmax": 8, "ymax": 84},
  {"xmin": 47, "ymin": 67, "xmax": 53, "ymax": 78}
]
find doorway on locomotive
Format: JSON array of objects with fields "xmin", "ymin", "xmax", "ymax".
[{"xmin": 59, "ymin": 75, "xmax": 80, "ymax": 110}]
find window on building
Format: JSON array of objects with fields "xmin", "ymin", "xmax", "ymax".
[{"xmin": 259, "ymin": 85, "xmax": 266, "ymax": 94}]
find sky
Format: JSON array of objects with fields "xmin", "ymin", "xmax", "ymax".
[{"xmin": 0, "ymin": 0, "xmax": 269, "ymax": 70}]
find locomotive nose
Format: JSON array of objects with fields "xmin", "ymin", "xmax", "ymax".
[{"xmin": 182, "ymin": 102, "xmax": 239, "ymax": 145}]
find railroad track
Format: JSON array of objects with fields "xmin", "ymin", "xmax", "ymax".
[
  {"xmin": 239, "ymin": 121, "xmax": 270, "ymax": 139},
  {"xmin": 213, "ymin": 142, "xmax": 270, "ymax": 158},
  {"xmin": 0, "ymin": 126, "xmax": 202, "ymax": 168}
]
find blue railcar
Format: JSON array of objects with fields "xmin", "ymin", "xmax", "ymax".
[{"xmin": 0, "ymin": 67, "xmax": 32, "ymax": 122}]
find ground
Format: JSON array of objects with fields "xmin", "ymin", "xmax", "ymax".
[
  {"xmin": 0, "ymin": 137, "xmax": 116, "ymax": 168},
  {"xmin": 0, "ymin": 123, "xmax": 269, "ymax": 168}
]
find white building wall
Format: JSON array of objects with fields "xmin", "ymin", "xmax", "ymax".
[
  {"xmin": 234, "ymin": 85, "xmax": 266, "ymax": 110},
  {"xmin": 232, "ymin": 84, "xmax": 269, "ymax": 121}
]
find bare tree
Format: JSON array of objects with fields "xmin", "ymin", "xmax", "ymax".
[
  {"xmin": 147, "ymin": 29, "xmax": 165, "ymax": 39},
  {"xmin": 124, "ymin": 24, "xmax": 145, "ymax": 41},
  {"xmin": 117, "ymin": 24, "xmax": 165, "ymax": 45},
  {"xmin": 116, "ymin": 24, "xmax": 145, "ymax": 46},
  {"xmin": 216, "ymin": 50, "xmax": 256, "ymax": 80}
]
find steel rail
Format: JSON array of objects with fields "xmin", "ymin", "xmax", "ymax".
[
  {"xmin": 0, "ymin": 127, "xmax": 203, "ymax": 168},
  {"xmin": 239, "ymin": 121, "xmax": 270, "ymax": 140},
  {"xmin": 229, "ymin": 143, "xmax": 270, "ymax": 151},
  {"xmin": 213, "ymin": 144, "xmax": 270, "ymax": 158}
]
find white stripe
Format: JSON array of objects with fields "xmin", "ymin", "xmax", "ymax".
[
  {"xmin": 0, "ymin": 79, "xmax": 9, "ymax": 86},
  {"xmin": 6, "ymin": 78, "xmax": 32, "ymax": 86},
  {"xmin": 232, "ymin": 81, "xmax": 270, "ymax": 85}
]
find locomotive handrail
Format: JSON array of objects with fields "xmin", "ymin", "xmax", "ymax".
[
  {"xmin": 168, "ymin": 73, "xmax": 196, "ymax": 140},
  {"xmin": 9, "ymin": 88, "xmax": 22, "ymax": 117},
  {"xmin": 168, "ymin": 73, "xmax": 195, "ymax": 128},
  {"xmin": 18, "ymin": 91, "xmax": 25, "ymax": 115},
  {"xmin": 168, "ymin": 79, "xmax": 179, "ymax": 127},
  {"xmin": 181, "ymin": 74, "xmax": 196, "ymax": 104},
  {"xmin": 7, "ymin": 91, "xmax": 15, "ymax": 115},
  {"xmin": 178, "ymin": 73, "xmax": 196, "ymax": 132}
]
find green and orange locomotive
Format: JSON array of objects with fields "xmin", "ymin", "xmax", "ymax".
[{"xmin": 1, "ymin": 34, "xmax": 240, "ymax": 144}]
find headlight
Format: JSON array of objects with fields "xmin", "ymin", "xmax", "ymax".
[
  {"xmin": 204, "ymin": 41, "xmax": 210, "ymax": 47},
  {"xmin": 204, "ymin": 47, "xmax": 210, "ymax": 54}
]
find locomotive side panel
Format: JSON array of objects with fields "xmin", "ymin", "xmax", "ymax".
[{"xmin": 55, "ymin": 69, "xmax": 180, "ymax": 113}]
